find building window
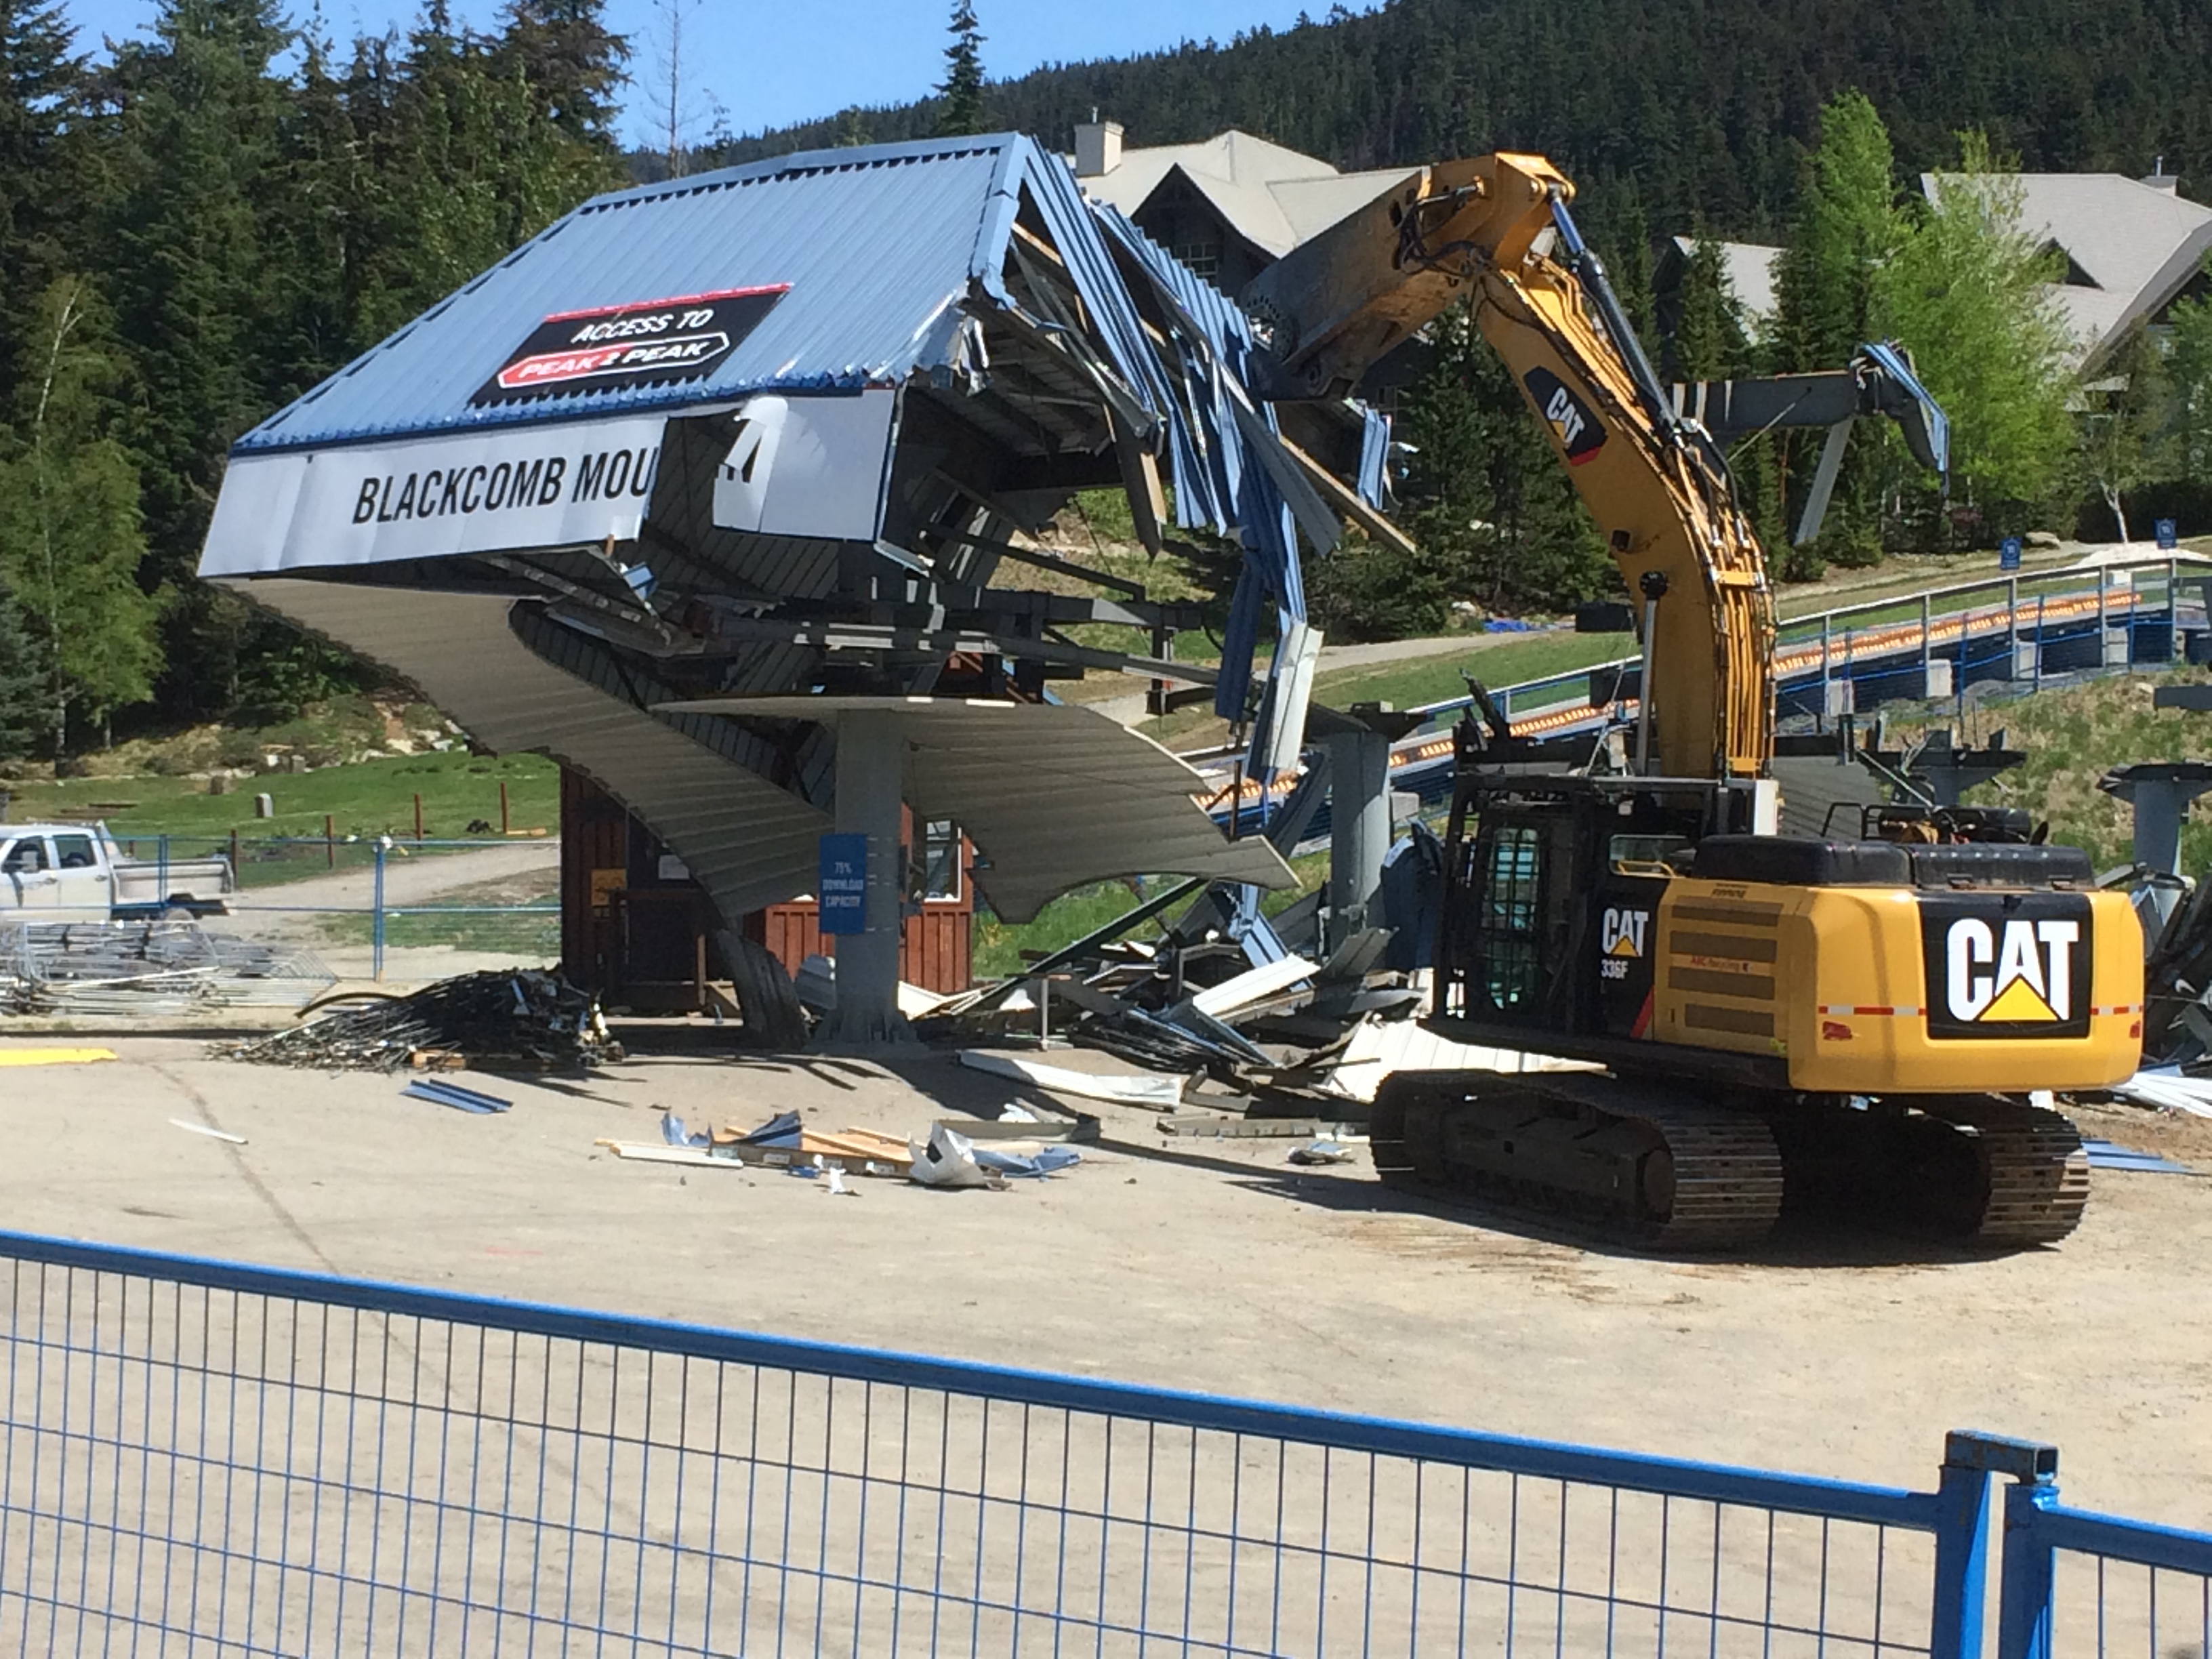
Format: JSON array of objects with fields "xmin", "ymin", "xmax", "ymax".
[{"xmin": 1170, "ymin": 237, "xmax": 1221, "ymax": 281}]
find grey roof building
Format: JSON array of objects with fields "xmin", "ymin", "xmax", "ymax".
[
  {"xmin": 1072, "ymin": 122, "xmax": 1414, "ymax": 298},
  {"xmin": 1919, "ymin": 167, "xmax": 2212, "ymax": 371}
]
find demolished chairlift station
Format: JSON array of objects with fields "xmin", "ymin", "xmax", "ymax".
[{"xmin": 197, "ymin": 132, "xmax": 1403, "ymax": 1050}]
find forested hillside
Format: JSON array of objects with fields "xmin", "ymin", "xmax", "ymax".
[
  {"xmin": 0, "ymin": 0, "xmax": 2206, "ymax": 765},
  {"xmin": 721, "ymin": 0, "xmax": 2212, "ymax": 240},
  {"xmin": 0, "ymin": 0, "xmax": 628, "ymax": 761}
]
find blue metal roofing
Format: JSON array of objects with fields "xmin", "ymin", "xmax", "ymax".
[{"xmin": 235, "ymin": 134, "xmax": 1162, "ymax": 455}]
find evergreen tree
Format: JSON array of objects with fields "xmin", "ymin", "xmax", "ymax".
[
  {"xmin": 0, "ymin": 278, "xmax": 158, "ymax": 756},
  {"xmin": 2163, "ymin": 278, "xmax": 2212, "ymax": 487},
  {"xmin": 1771, "ymin": 91, "xmax": 1900, "ymax": 374},
  {"xmin": 0, "ymin": 0, "xmax": 87, "ymax": 383},
  {"xmin": 936, "ymin": 1, "xmax": 984, "ymax": 138},
  {"xmin": 1387, "ymin": 300, "xmax": 1613, "ymax": 621},
  {"xmin": 1767, "ymin": 90, "xmax": 1901, "ymax": 560},
  {"xmin": 491, "ymin": 0, "xmax": 629, "ymax": 155},
  {"xmin": 1669, "ymin": 235, "xmax": 1752, "ymax": 382},
  {"xmin": 103, "ymin": 0, "xmax": 293, "ymax": 594},
  {"xmin": 0, "ymin": 574, "xmax": 41, "ymax": 761}
]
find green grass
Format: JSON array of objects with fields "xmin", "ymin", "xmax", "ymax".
[
  {"xmin": 1892, "ymin": 666, "xmax": 2212, "ymax": 872},
  {"xmin": 3, "ymin": 752, "xmax": 560, "ymax": 887},
  {"xmin": 972, "ymin": 852, "xmax": 1332, "ymax": 979}
]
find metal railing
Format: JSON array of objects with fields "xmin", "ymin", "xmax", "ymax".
[
  {"xmin": 1996, "ymin": 1458, "xmax": 2212, "ymax": 1658},
  {"xmin": 1189, "ymin": 556, "xmax": 2212, "ymax": 832},
  {"xmin": 98, "ymin": 834, "xmax": 560, "ymax": 980},
  {"xmin": 4, "ymin": 1230, "xmax": 2207, "ymax": 1655}
]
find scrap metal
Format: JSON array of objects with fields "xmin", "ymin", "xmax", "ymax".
[{"xmin": 218, "ymin": 970, "xmax": 613, "ymax": 1071}]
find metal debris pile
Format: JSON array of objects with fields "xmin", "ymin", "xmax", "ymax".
[
  {"xmin": 918, "ymin": 923, "xmax": 1422, "ymax": 1113},
  {"xmin": 218, "ymin": 970, "xmax": 614, "ymax": 1071},
  {"xmin": 1, "ymin": 920, "xmax": 334, "ymax": 1016}
]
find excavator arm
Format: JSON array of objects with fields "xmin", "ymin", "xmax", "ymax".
[{"xmin": 1243, "ymin": 154, "xmax": 1773, "ymax": 779}]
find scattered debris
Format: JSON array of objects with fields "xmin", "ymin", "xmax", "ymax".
[
  {"xmin": 217, "ymin": 971, "xmax": 615, "ymax": 1071},
  {"xmin": 169, "ymin": 1118, "xmax": 247, "ymax": 1145},
  {"xmin": 1157, "ymin": 1115, "xmax": 1363, "ymax": 1139},
  {"xmin": 610, "ymin": 1108, "xmax": 914, "ymax": 1178},
  {"xmin": 0, "ymin": 1046, "xmax": 118, "ymax": 1067},
  {"xmin": 917, "ymin": 914, "xmax": 1426, "ymax": 1129},
  {"xmin": 1288, "ymin": 1139, "xmax": 1354, "ymax": 1165},
  {"xmin": 1318, "ymin": 1015, "xmax": 1593, "ymax": 1104},
  {"xmin": 959, "ymin": 1050, "xmax": 1185, "ymax": 1108},
  {"xmin": 907, "ymin": 1123, "xmax": 1002, "ymax": 1189},
  {"xmin": 596, "ymin": 1141, "xmax": 737, "ymax": 1171},
  {"xmin": 2108, "ymin": 1067, "xmax": 2212, "ymax": 1119},
  {"xmin": 2, "ymin": 921, "xmax": 332, "ymax": 1017},
  {"xmin": 403, "ymin": 1078, "xmax": 513, "ymax": 1115},
  {"xmin": 2081, "ymin": 1139, "xmax": 2194, "ymax": 1174},
  {"xmin": 972, "ymin": 1143, "xmax": 1082, "ymax": 1179}
]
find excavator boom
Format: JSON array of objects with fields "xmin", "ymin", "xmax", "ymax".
[{"xmin": 1245, "ymin": 155, "xmax": 1776, "ymax": 779}]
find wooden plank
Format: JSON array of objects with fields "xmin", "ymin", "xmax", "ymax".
[{"xmin": 1275, "ymin": 434, "xmax": 1418, "ymax": 557}]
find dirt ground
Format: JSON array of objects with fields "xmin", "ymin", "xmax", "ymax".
[{"xmin": 3, "ymin": 1031, "xmax": 2209, "ymax": 1533}]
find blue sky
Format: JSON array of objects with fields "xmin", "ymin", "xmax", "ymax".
[{"xmin": 63, "ymin": 0, "xmax": 1342, "ymax": 150}]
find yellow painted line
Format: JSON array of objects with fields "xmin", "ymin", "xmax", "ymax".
[{"xmin": 0, "ymin": 1047, "xmax": 119, "ymax": 1067}]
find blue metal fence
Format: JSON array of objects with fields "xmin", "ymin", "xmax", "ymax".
[{"xmin": 1, "ymin": 1229, "xmax": 2206, "ymax": 1655}]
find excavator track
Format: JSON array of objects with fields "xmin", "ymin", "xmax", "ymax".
[
  {"xmin": 1918, "ymin": 1097, "xmax": 2091, "ymax": 1246},
  {"xmin": 1370, "ymin": 1069, "xmax": 1783, "ymax": 1250}
]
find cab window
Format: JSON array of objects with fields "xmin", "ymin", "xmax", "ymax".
[
  {"xmin": 2, "ymin": 838, "xmax": 48, "ymax": 875},
  {"xmin": 51, "ymin": 834, "xmax": 96, "ymax": 870}
]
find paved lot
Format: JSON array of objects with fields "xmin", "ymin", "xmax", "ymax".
[{"xmin": 2, "ymin": 1033, "xmax": 2209, "ymax": 1528}]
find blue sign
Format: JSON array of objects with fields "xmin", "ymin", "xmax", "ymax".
[
  {"xmin": 1999, "ymin": 535, "xmax": 2022, "ymax": 571},
  {"xmin": 818, "ymin": 834, "xmax": 868, "ymax": 935},
  {"xmin": 2156, "ymin": 518, "xmax": 2179, "ymax": 550}
]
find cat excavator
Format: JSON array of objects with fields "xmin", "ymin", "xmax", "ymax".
[{"xmin": 1242, "ymin": 154, "xmax": 2142, "ymax": 1247}]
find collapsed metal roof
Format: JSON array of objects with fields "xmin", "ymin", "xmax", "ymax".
[
  {"xmin": 237, "ymin": 134, "xmax": 1231, "ymax": 459},
  {"xmin": 201, "ymin": 132, "xmax": 1397, "ymax": 934}
]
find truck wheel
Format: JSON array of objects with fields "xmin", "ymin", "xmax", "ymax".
[{"xmin": 163, "ymin": 904, "xmax": 195, "ymax": 923}]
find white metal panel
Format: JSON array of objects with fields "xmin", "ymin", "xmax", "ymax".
[
  {"xmin": 232, "ymin": 581, "xmax": 832, "ymax": 921},
  {"xmin": 655, "ymin": 695, "xmax": 1294, "ymax": 924}
]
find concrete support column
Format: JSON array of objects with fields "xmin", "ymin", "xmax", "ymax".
[
  {"xmin": 2099, "ymin": 764, "xmax": 2212, "ymax": 876},
  {"xmin": 1326, "ymin": 729, "xmax": 1393, "ymax": 951},
  {"xmin": 824, "ymin": 710, "xmax": 913, "ymax": 1048}
]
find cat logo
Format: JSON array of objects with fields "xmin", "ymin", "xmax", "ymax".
[
  {"xmin": 1601, "ymin": 907, "xmax": 1650, "ymax": 959},
  {"xmin": 1523, "ymin": 367, "xmax": 1607, "ymax": 466},
  {"xmin": 1921, "ymin": 897, "xmax": 2092, "ymax": 1040},
  {"xmin": 1946, "ymin": 918, "xmax": 2076, "ymax": 1023}
]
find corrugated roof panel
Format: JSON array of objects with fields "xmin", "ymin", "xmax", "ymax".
[
  {"xmin": 239, "ymin": 139, "xmax": 1023, "ymax": 454},
  {"xmin": 239, "ymin": 580, "xmax": 832, "ymax": 918},
  {"xmin": 653, "ymin": 695, "xmax": 1292, "ymax": 923}
]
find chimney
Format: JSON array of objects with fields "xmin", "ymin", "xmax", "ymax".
[
  {"xmin": 1075, "ymin": 116, "xmax": 1124, "ymax": 179},
  {"xmin": 2143, "ymin": 156, "xmax": 2179, "ymax": 194}
]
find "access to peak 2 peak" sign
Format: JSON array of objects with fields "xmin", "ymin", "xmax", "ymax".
[{"xmin": 470, "ymin": 285, "xmax": 788, "ymax": 407}]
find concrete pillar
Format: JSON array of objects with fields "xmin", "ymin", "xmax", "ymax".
[
  {"xmin": 1326, "ymin": 729, "xmax": 1393, "ymax": 951},
  {"xmin": 2099, "ymin": 764, "xmax": 2212, "ymax": 876},
  {"xmin": 2130, "ymin": 781, "xmax": 2195, "ymax": 876},
  {"xmin": 823, "ymin": 710, "xmax": 912, "ymax": 1048}
]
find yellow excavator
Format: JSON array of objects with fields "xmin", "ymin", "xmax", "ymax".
[{"xmin": 1244, "ymin": 155, "xmax": 2142, "ymax": 1248}]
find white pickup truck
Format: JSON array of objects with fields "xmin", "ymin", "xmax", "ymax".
[{"xmin": 0, "ymin": 822, "xmax": 237, "ymax": 920}]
